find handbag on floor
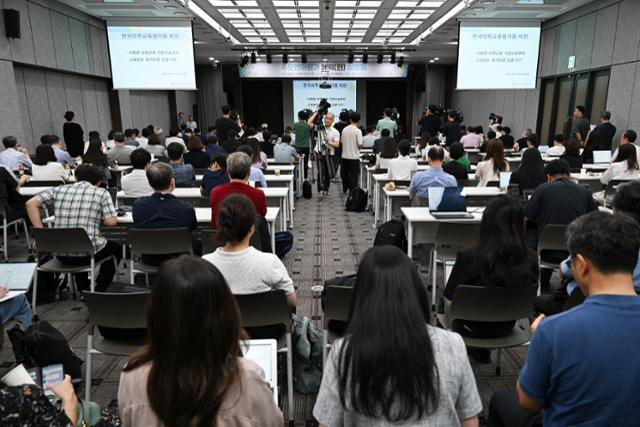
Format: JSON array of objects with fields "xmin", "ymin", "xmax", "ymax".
[
  {"xmin": 345, "ymin": 188, "xmax": 367, "ymax": 212},
  {"xmin": 303, "ymin": 180, "xmax": 312, "ymax": 199}
]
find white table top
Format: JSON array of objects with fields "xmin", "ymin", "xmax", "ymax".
[
  {"xmin": 266, "ymin": 165, "xmax": 295, "ymax": 172},
  {"xmin": 401, "ymin": 206, "xmax": 484, "ymax": 222},
  {"xmin": 373, "ymin": 172, "xmax": 477, "ymax": 182},
  {"xmin": 19, "ymin": 186, "xmax": 53, "ymax": 196},
  {"xmin": 384, "ymin": 187, "xmax": 502, "ymax": 197},
  {"xmin": 582, "ymin": 163, "xmax": 609, "ymax": 170},
  {"xmin": 571, "ymin": 172, "xmax": 603, "ymax": 180},
  {"xmin": 117, "ymin": 187, "xmax": 288, "ymax": 199},
  {"xmin": 114, "ymin": 207, "xmax": 279, "ymax": 224},
  {"xmin": 194, "ymin": 174, "xmax": 294, "ymax": 182}
]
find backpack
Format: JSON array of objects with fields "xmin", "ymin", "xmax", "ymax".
[
  {"xmin": 303, "ymin": 180, "xmax": 312, "ymax": 199},
  {"xmin": 291, "ymin": 314, "xmax": 323, "ymax": 394},
  {"xmin": 345, "ymin": 188, "xmax": 367, "ymax": 212},
  {"xmin": 274, "ymin": 231, "xmax": 294, "ymax": 258},
  {"xmin": 374, "ymin": 219, "xmax": 407, "ymax": 251},
  {"xmin": 362, "ymin": 154, "xmax": 376, "ymax": 166}
]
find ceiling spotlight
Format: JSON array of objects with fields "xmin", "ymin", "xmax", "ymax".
[
  {"xmin": 377, "ymin": 53, "xmax": 383, "ymax": 64},
  {"xmin": 301, "ymin": 54, "xmax": 307, "ymax": 63},
  {"xmin": 282, "ymin": 53, "xmax": 288, "ymax": 63},
  {"xmin": 434, "ymin": 57, "xmax": 440, "ymax": 61},
  {"xmin": 390, "ymin": 52, "xmax": 396, "ymax": 64},
  {"xmin": 208, "ymin": 57, "xmax": 214, "ymax": 61},
  {"xmin": 322, "ymin": 58, "xmax": 328, "ymax": 62},
  {"xmin": 397, "ymin": 56, "xmax": 404, "ymax": 67},
  {"xmin": 362, "ymin": 53, "xmax": 368, "ymax": 63},
  {"xmin": 347, "ymin": 53, "xmax": 354, "ymax": 63},
  {"xmin": 250, "ymin": 52, "xmax": 256, "ymax": 64},
  {"xmin": 266, "ymin": 53, "xmax": 272, "ymax": 64},
  {"xmin": 429, "ymin": 59, "xmax": 435, "ymax": 63}
]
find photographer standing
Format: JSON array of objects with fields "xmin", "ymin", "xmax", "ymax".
[
  {"xmin": 340, "ymin": 112, "xmax": 364, "ymax": 193},
  {"xmin": 489, "ymin": 113, "xmax": 503, "ymax": 133},
  {"xmin": 442, "ymin": 111, "xmax": 462, "ymax": 147},
  {"xmin": 418, "ymin": 105, "xmax": 442, "ymax": 139},
  {"xmin": 294, "ymin": 110, "xmax": 313, "ymax": 179},
  {"xmin": 215, "ymin": 105, "xmax": 242, "ymax": 143},
  {"xmin": 308, "ymin": 110, "xmax": 340, "ymax": 195}
]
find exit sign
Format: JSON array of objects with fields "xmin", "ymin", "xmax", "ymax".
[{"xmin": 568, "ymin": 56, "xmax": 576, "ymax": 69}]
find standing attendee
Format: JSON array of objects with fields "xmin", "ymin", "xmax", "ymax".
[
  {"xmin": 376, "ymin": 108, "xmax": 398, "ymax": 137},
  {"xmin": 144, "ymin": 134, "xmax": 167, "ymax": 159},
  {"xmin": 560, "ymin": 138, "xmax": 583, "ymax": 170},
  {"xmin": 418, "ymin": 105, "xmax": 442, "ymax": 139},
  {"xmin": 442, "ymin": 112, "xmax": 462, "ymax": 146},
  {"xmin": 460, "ymin": 126, "xmax": 483, "ymax": 149},
  {"xmin": 62, "ymin": 111, "xmax": 84, "ymax": 158},
  {"xmin": 612, "ymin": 129, "xmax": 640, "ymax": 160},
  {"xmin": 31, "ymin": 145, "xmax": 69, "ymax": 182},
  {"xmin": 490, "ymin": 211, "xmax": 640, "ymax": 427},
  {"xmin": 571, "ymin": 105, "xmax": 590, "ymax": 143},
  {"xmin": 273, "ymin": 135, "xmax": 300, "ymax": 163},
  {"xmin": 475, "ymin": 139, "xmax": 509, "ymax": 186},
  {"xmin": 215, "ymin": 105, "xmax": 242, "ymax": 143},
  {"xmin": 409, "ymin": 146, "xmax": 457, "ymax": 202},
  {"xmin": 388, "ymin": 139, "xmax": 418, "ymax": 181},
  {"xmin": 510, "ymin": 148, "xmax": 546, "ymax": 193},
  {"xmin": 293, "ymin": 110, "xmax": 312, "ymax": 179},
  {"xmin": 600, "ymin": 143, "xmax": 640, "ymax": 185},
  {"xmin": 307, "ymin": 111, "xmax": 340, "ymax": 194},
  {"xmin": 25, "ymin": 164, "xmax": 121, "ymax": 292},
  {"xmin": 362, "ymin": 127, "xmax": 377, "ymax": 148},
  {"xmin": 586, "ymin": 110, "xmax": 616, "ymax": 151},
  {"xmin": 45, "ymin": 135, "xmax": 75, "ymax": 167},
  {"xmin": 0, "ymin": 136, "xmax": 32, "ymax": 171},
  {"xmin": 119, "ymin": 256, "xmax": 282, "ymax": 427},
  {"xmin": 314, "ymin": 245, "xmax": 482, "ymax": 426},
  {"xmin": 499, "ymin": 126, "xmax": 515, "ymax": 149},
  {"xmin": 176, "ymin": 112, "xmax": 186, "ymax": 129},
  {"xmin": 167, "ymin": 143, "xmax": 195, "ymax": 187},
  {"xmin": 200, "ymin": 154, "xmax": 229, "ymax": 197},
  {"xmin": 340, "ymin": 112, "xmax": 364, "ymax": 193},
  {"xmin": 121, "ymin": 149, "xmax": 154, "ymax": 197},
  {"xmin": 443, "ymin": 142, "xmax": 469, "ymax": 182},
  {"xmin": 489, "ymin": 115, "xmax": 503, "ymax": 133},
  {"xmin": 107, "ymin": 132, "xmax": 133, "ymax": 166},
  {"xmin": 546, "ymin": 134, "xmax": 566, "ymax": 156},
  {"xmin": 209, "ymin": 152, "xmax": 267, "ymax": 229},
  {"xmin": 183, "ymin": 136, "xmax": 210, "ymax": 170},
  {"xmin": 186, "ymin": 115, "xmax": 197, "ymax": 131}
]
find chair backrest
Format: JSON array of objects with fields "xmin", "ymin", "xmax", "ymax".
[
  {"xmin": 234, "ymin": 290, "xmax": 291, "ymax": 332},
  {"xmin": 435, "ymin": 222, "xmax": 481, "ymax": 251},
  {"xmin": 128, "ymin": 228, "xmax": 193, "ymax": 256},
  {"xmin": 269, "ymin": 162, "xmax": 292, "ymax": 166},
  {"xmin": 32, "ymin": 228, "xmax": 94, "ymax": 255},
  {"xmin": 118, "ymin": 196, "xmax": 138, "ymax": 207},
  {"xmin": 450, "ymin": 285, "xmax": 538, "ymax": 322},
  {"xmin": 375, "ymin": 168, "xmax": 388, "ymax": 174},
  {"xmin": 194, "ymin": 168, "xmax": 209, "ymax": 175},
  {"xmin": 201, "ymin": 228, "xmax": 262, "ymax": 254},
  {"xmin": 486, "ymin": 180, "xmax": 500, "ymax": 188},
  {"xmin": 23, "ymin": 180, "xmax": 65, "ymax": 187},
  {"xmin": 323, "ymin": 286, "xmax": 353, "ymax": 329},
  {"xmin": 83, "ymin": 291, "xmax": 149, "ymax": 329},
  {"xmin": 457, "ymin": 179, "xmax": 473, "ymax": 187},
  {"xmin": 537, "ymin": 224, "xmax": 568, "ymax": 254}
]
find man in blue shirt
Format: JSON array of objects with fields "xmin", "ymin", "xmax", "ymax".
[
  {"xmin": 203, "ymin": 134, "xmax": 226, "ymax": 160},
  {"xmin": 273, "ymin": 135, "xmax": 300, "ymax": 163},
  {"xmin": 166, "ymin": 142, "xmax": 195, "ymax": 187},
  {"xmin": 489, "ymin": 211, "xmax": 640, "ymax": 427},
  {"xmin": 200, "ymin": 153, "xmax": 229, "ymax": 197},
  {"xmin": 47, "ymin": 135, "xmax": 75, "ymax": 166},
  {"xmin": 408, "ymin": 146, "xmax": 456, "ymax": 202},
  {"xmin": 0, "ymin": 136, "xmax": 32, "ymax": 171}
]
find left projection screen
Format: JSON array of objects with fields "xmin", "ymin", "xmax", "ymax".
[{"xmin": 107, "ymin": 25, "xmax": 196, "ymax": 90}]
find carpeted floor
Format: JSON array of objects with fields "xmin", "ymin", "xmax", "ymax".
[{"xmin": 0, "ymin": 179, "xmax": 530, "ymax": 425}]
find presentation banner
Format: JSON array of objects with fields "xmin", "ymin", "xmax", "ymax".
[
  {"xmin": 292, "ymin": 80, "xmax": 357, "ymax": 123},
  {"xmin": 239, "ymin": 63, "xmax": 408, "ymax": 78}
]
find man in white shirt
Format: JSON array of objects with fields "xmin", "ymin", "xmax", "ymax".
[
  {"xmin": 340, "ymin": 112, "xmax": 364, "ymax": 193},
  {"xmin": 307, "ymin": 112, "xmax": 340, "ymax": 195},
  {"xmin": 362, "ymin": 126, "xmax": 377, "ymax": 148},
  {"xmin": 547, "ymin": 134, "xmax": 566, "ymax": 157},
  {"xmin": 164, "ymin": 128, "xmax": 186, "ymax": 150},
  {"xmin": 388, "ymin": 140, "xmax": 418, "ymax": 181},
  {"xmin": 121, "ymin": 149, "xmax": 154, "ymax": 197}
]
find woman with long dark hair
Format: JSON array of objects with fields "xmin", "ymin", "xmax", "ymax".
[
  {"xmin": 601, "ymin": 143, "xmax": 640, "ymax": 184},
  {"xmin": 314, "ymin": 245, "xmax": 482, "ymax": 426},
  {"xmin": 82, "ymin": 140, "xmax": 111, "ymax": 184},
  {"xmin": 118, "ymin": 256, "xmax": 282, "ymax": 426},
  {"xmin": 475, "ymin": 139, "xmax": 509, "ymax": 186},
  {"xmin": 509, "ymin": 147, "xmax": 546, "ymax": 192},
  {"xmin": 375, "ymin": 138, "xmax": 398, "ymax": 170},
  {"xmin": 31, "ymin": 144, "xmax": 69, "ymax": 181},
  {"xmin": 443, "ymin": 194, "xmax": 538, "ymax": 338},
  {"xmin": 560, "ymin": 138, "xmax": 583, "ymax": 170},
  {"xmin": 249, "ymin": 138, "xmax": 268, "ymax": 170}
]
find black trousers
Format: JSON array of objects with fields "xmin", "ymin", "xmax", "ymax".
[
  {"xmin": 58, "ymin": 240, "xmax": 122, "ymax": 292},
  {"xmin": 297, "ymin": 147, "xmax": 310, "ymax": 179},
  {"xmin": 340, "ymin": 158, "xmax": 360, "ymax": 193},
  {"xmin": 487, "ymin": 389, "xmax": 542, "ymax": 427},
  {"xmin": 316, "ymin": 155, "xmax": 331, "ymax": 192}
]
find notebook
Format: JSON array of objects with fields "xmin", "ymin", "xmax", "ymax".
[
  {"xmin": 428, "ymin": 187, "xmax": 474, "ymax": 219},
  {"xmin": 241, "ymin": 339, "xmax": 278, "ymax": 403}
]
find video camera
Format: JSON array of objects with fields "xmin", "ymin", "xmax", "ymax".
[
  {"xmin": 313, "ymin": 98, "xmax": 332, "ymax": 126},
  {"xmin": 230, "ymin": 109, "xmax": 239, "ymax": 122},
  {"xmin": 489, "ymin": 112, "xmax": 502, "ymax": 123},
  {"xmin": 426, "ymin": 104, "xmax": 443, "ymax": 116},
  {"xmin": 444, "ymin": 109, "xmax": 464, "ymax": 123}
]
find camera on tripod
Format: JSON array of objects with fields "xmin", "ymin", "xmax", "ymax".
[
  {"xmin": 313, "ymin": 98, "xmax": 331, "ymax": 126},
  {"xmin": 444, "ymin": 109, "xmax": 464, "ymax": 122}
]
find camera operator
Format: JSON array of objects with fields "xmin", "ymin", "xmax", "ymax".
[
  {"xmin": 293, "ymin": 110, "xmax": 313, "ymax": 179},
  {"xmin": 215, "ymin": 105, "xmax": 242, "ymax": 143},
  {"xmin": 308, "ymin": 110, "xmax": 340, "ymax": 195},
  {"xmin": 489, "ymin": 113, "xmax": 503, "ymax": 133},
  {"xmin": 419, "ymin": 105, "xmax": 442, "ymax": 139},
  {"xmin": 442, "ymin": 111, "xmax": 462, "ymax": 147}
]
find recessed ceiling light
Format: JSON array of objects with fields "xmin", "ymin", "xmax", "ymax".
[
  {"xmin": 434, "ymin": 57, "xmax": 439, "ymax": 60},
  {"xmin": 208, "ymin": 57, "xmax": 214, "ymax": 60},
  {"xmin": 214, "ymin": 59, "xmax": 220, "ymax": 63},
  {"xmin": 429, "ymin": 59, "xmax": 435, "ymax": 63},
  {"xmin": 322, "ymin": 58, "xmax": 327, "ymax": 61}
]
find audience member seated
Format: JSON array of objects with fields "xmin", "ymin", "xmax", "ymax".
[
  {"xmin": 83, "ymin": 140, "xmax": 111, "ymax": 184},
  {"xmin": 509, "ymin": 148, "xmax": 545, "ymax": 193},
  {"xmin": 138, "ymin": 127, "xmax": 151, "ymax": 148},
  {"xmin": 209, "ymin": 152, "xmax": 267, "ymax": 229},
  {"xmin": 415, "ymin": 132, "xmax": 429, "ymax": 157},
  {"xmin": 167, "ymin": 142, "xmax": 195, "ymax": 187},
  {"xmin": 409, "ymin": 146, "xmax": 457, "ymax": 203},
  {"xmin": 499, "ymin": 126, "xmax": 515, "ymax": 149},
  {"xmin": 107, "ymin": 132, "xmax": 133, "ymax": 166},
  {"xmin": 442, "ymin": 195, "xmax": 538, "ymax": 341},
  {"xmin": 121, "ymin": 149, "xmax": 153, "ymax": 197},
  {"xmin": 612, "ymin": 129, "xmax": 640, "ymax": 160},
  {"xmin": 546, "ymin": 134, "xmax": 566, "ymax": 156},
  {"xmin": 372, "ymin": 128, "xmax": 392, "ymax": 155},
  {"xmin": 513, "ymin": 129, "xmax": 533, "ymax": 152},
  {"xmin": 524, "ymin": 159, "xmax": 597, "ymax": 292},
  {"xmin": 43, "ymin": 134, "xmax": 75, "ymax": 166},
  {"xmin": 83, "ymin": 131, "xmax": 106, "ymax": 155},
  {"xmin": 601, "ymin": 143, "xmax": 639, "ymax": 185},
  {"xmin": 0, "ymin": 166, "xmax": 29, "ymax": 225},
  {"xmin": 475, "ymin": 139, "xmax": 509, "ymax": 186},
  {"xmin": 489, "ymin": 211, "xmax": 640, "ymax": 427},
  {"xmin": 164, "ymin": 128, "xmax": 186, "ymax": 150},
  {"xmin": 387, "ymin": 140, "xmax": 417, "ymax": 181},
  {"xmin": 460, "ymin": 126, "xmax": 482, "ymax": 149},
  {"xmin": 200, "ymin": 153, "xmax": 230, "ymax": 197},
  {"xmin": 249, "ymin": 138, "xmax": 268, "ymax": 170},
  {"xmin": 26, "ymin": 164, "xmax": 121, "ymax": 292},
  {"xmin": 204, "ymin": 135, "xmax": 226, "ymax": 159},
  {"xmin": 183, "ymin": 136, "xmax": 210, "ymax": 170},
  {"xmin": 124, "ymin": 129, "xmax": 139, "ymax": 148},
  {"xmin": 118, "ymin": 256, "xmax": 283, "ymax": 426},
  {"xmin": 2, "ymin": 288, "xmax": 33, "ymax": 363},
  {"xmin": 31, "ymin": 145, "xmax": 69, "ymax": 182},
  {"xmin": 314, "ymin": 245, "xmax": 481, "ymax": 425},
  {"xmin": 443, "ymin": 142, "xmax": 469, "ymax": 182},
  {"xmin": 144, "ymin": 134, "xmax": 167, "ymax": 158},
  {"xmin": 203, "ymin": 194, "xmax": 296, "ymax": 307},
  {"xmin": 0, "ymin": 136, "xmax": 31, "ymax": 171},
  {"xmin": 273, "ymin": 135, "xmax": 300, "ymax": 163},
  {"xmin": 560, "ymin": 138, "xmax": 583, "ymax": 170},
  {"xmin": 221, "ymin": 129, "xmax": 241, "ymax": 154},
  {"xmin": 237, "ymin": 145, "xmax": 267, "ymax": 187},
  {"xmin": 375, "ymin": 138, "xmax": 397, "ymax": 170},
  {"xmin": 362, "ymin": 126, "xmax": 377, "ymax": 148}
]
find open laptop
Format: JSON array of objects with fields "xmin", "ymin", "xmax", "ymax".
[
  {"xmin": 538, "ymin": 145, "xmax": 549, "ymax": 155},
  {"xmin": 428, "ymin": 187, "xmax": 474, "ymax": 219},
  {"xmin": 593, "ymin": 150, "xmax": 612, "ymax": 164},
  {"xmin": 241, "ymin": 339, "xmax": 278, "ymax": 403}
]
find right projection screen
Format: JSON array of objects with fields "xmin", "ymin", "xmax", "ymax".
[{"xmin": 456, "ymin": 21, "xmax": 541, "ymax": 90}]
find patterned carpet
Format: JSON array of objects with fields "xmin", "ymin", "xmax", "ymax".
[{"xmin": 0, "ymin": 179, "xmax": 529, "ymax": 425}]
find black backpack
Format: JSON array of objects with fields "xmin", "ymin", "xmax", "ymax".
[
  {"xmin": 275, "ymin": 231, "xmax": 294, "ymax": 258},
  {"xmin": 303, "ymin": 180, "xmax": 312, "ymax": 199},
  {"xmin": 374, "ymin": 219, "xmax": 407, "ymax": 251},
  {"xmin": 345, "ymin": 188, "xmax": 367, "ymax": 212}
]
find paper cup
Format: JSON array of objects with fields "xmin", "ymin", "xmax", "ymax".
[
  {"xmin": 275, "ymin": 169, "xmax": 281, "ymax": 176},
  {"xmin": 1, "ymin": 364, "xmax": 36, "ymax": 386}
]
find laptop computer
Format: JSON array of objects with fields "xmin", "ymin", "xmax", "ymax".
[
  {"xmin": 593, "ymin": 150, "xmax": 612, "ymax": 164},
  {"xmin": 538, "ymin": 145, "xmax": 549, "ymax": 154},
  {"xmin": 241, "ymin": 339, "xmax": 278, "ymax": 403},
  {"xmin": 428, "ymin": 187, "xmax": 474, "ymax": 219}
]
